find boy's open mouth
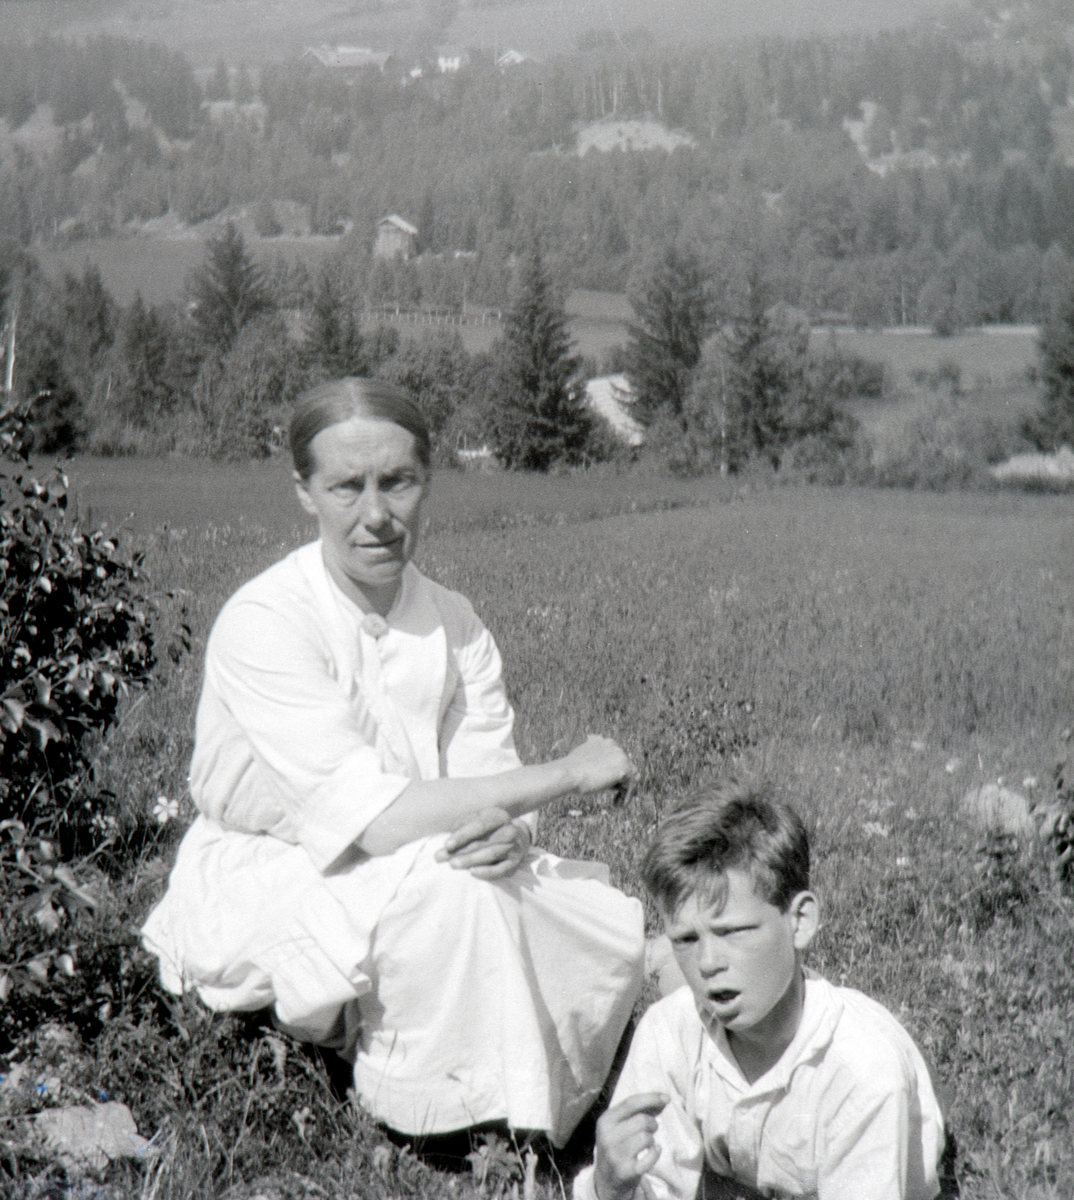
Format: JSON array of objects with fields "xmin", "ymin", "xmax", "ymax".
[{"xmin": 707, "ymin": 989, "xmax": 739, "ymax": 1005}]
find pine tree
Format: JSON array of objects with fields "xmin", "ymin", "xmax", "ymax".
[
  {"xmin": 486, "ymin": 245, "xmax": 591, "ymax": 471},
  {"xmin": 187, "ymin": 222, "xmax": 272, "ymax": 358},
  {"xmin": 720, "ymin": 275, "xmax": 788, "ymax": 465},
  {"xmin": 1028, "ymin": 283, "xmax": 1074, "ymax": 450},
  {"xmin": 112, "ymin": 293, "xmax": 175, "ymax": 425},
  {"xmin": 626, "ymin": 245, "xmax": 710, "ymax": 428},
  {"xmin": 304, "ymin": 263, "xmax": 368, "ymax": 380}
]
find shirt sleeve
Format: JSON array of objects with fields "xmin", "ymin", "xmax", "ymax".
[
  {"xmin": 190, "ymin": 594, "xmax": 411, "ymax": 874},
  {"xmin": 439, "ymin": 617, "xmax": 523, "ymax": 778},
  {"xmin": 574, "ymin": 1000, "xmax": 705, "ymax": 1200}
]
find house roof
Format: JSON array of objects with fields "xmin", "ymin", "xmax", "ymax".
[
  {"xmin": 377, "ymin": 214, "xmax": 419, "ymax": 236},
  {"xmin": 496, "ymin": 49, "xmax": 535, "ymax": 69},
  {"xmin": 584, "ymin": 374, "xmax": 645, "ymax": 446}
]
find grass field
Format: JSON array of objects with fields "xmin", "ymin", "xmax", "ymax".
[{"xmin": 5, "ymin": 462, "xmax": 1074, "ymax": 1198}]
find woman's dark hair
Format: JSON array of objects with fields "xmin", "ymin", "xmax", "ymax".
[
  {"xmin": 641, "ymin": 782, "xmax": 810, "ymax": 916},
  {"xmin": 290, "ymin": 377, "xmax": 432, "ymax": 481}
]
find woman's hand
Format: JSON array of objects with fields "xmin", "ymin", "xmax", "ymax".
[
  {"xmin": 563, "ymin": 734, "xmax": 635, "ymax": 795},
  {"xmin": 435, "ymin": 807, "xmax": 531, "ymax": 879}
]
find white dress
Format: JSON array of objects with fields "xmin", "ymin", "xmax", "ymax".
[{"xmin": 141, "ymin": 543, "xmax": 645, "ymax": 1146}]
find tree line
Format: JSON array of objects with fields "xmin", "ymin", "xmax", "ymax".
[{"xmin": 4, "ymin": 218, "xmax": 1074, "ymax": 474}]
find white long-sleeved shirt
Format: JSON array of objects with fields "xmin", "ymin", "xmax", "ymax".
[
  {"xmin": 188, "ymin": 542, "xmax": 526, "ymax": 871},
  {"xmin": 574, "ymin": 975, "xmax": 944, "ymax": 1200}
]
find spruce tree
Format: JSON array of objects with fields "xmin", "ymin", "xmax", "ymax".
[
  {"xmin": 626, "ymin": 245, "xmax": 710, "ymax": 427},
  {"xmin": 305, "ymin": 263, "xmax": 367, "ymax": 380},
  {"xmin": 187, "ymin": 222, "xmax": 272, "ymax": 358},
  {"xmin": 112, "ymin": 293, "xmax": 174, "ymax": 425},
  {"xmin": 487, "ymin": 245, "xmax": 590, "ymax": 471},
  {"xmin": 1029, "ymin": 284, "xmax": 1074, "ymax": 450}
]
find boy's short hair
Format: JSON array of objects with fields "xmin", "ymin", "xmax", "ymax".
[{"xmin": 641, "ymin": 782, "xmax": 810, "ymax": 917}]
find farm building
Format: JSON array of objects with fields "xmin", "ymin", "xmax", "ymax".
[
  {"xmin": 584, "ymin": 374, "xmax": 645, "ymax": 447},
  {"xmin": 436, "ymin": 50, "xmax": 469, "ymax": 74},
  {"xmin": 374, "ymin": 215, "xmax": 419, "ymax": 261}
]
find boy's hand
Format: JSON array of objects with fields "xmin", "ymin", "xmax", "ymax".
[{"xmin": 594, "ymin": 1092, "xmax": 668, "ymax": 1200}]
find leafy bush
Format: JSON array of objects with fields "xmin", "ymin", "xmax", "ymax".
[
  {"xmin": 809, "ymin": 345, "xmax": 887, "ymax": 400},
  {"xmin": 870, "ymin": 392, "xmax": 1030, "ymax": 490},
  {"xmin": 911, "ymin": 359, "xmax": 963, "ymax": 395},
  {"xmin": 0, "ymin": 399, "xmax": 160, "ymax": 854},
  {"xmin": 184, "ymin": 313, "xmax": 307, "ymax": 459}
]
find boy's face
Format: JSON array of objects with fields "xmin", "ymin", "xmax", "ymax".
[{"xmin": 664, "ymin": 867, "xmax": 817, "ymax": 1041}]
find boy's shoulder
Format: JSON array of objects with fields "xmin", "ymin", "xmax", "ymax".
[
  {"xmin": 629, "ymin": 986, "xmax": 709, "ymax": 1064},
  {"xmin": 810, "ymin": 976, "xmax": 934, "ymax": 1097}
]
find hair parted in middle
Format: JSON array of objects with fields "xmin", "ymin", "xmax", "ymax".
[
  {"xmin": 289, "ymin": 377, "xmax": 432, "ymax": 482},
  {"xmin": 640, "ymin": 781, "xmax": 810, "ymax": 917}
]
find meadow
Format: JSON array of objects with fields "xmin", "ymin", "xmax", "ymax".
[{"xmin": 4, "ymin": 463, "xmax": 1074, "ymax": 1198}]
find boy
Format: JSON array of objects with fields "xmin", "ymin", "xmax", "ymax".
[{"xmin": 575, "ymin": 785, "xmax": 945, "ymax": 1200}]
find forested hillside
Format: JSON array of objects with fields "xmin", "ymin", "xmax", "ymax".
[{"xmin": 1, "ymin": 2, "xmax": 1073, "ymax": 327}]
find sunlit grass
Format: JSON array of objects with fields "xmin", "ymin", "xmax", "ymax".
[{"xmin": 9, "ymin": 471, "xmax": 1074, "ymax": 1198}]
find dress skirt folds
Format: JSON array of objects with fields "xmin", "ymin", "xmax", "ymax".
[{"xmin": 141, "ymin": 543, "xmax": 644, "ymax": 1146}]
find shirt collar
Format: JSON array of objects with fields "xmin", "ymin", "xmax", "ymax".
[{"xmin": 701, "ymin": 972, "xmax": 843, "ymax": 1098}]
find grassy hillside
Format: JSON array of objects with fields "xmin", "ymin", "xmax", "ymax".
[{"xmin": 3, "ymin": 464, "xmax": 1071, "ymax": 1196}]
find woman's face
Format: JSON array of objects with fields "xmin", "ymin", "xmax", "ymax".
[{"xmin": 295, "ymin": 415, "xmax": 428, "ymax": 613}]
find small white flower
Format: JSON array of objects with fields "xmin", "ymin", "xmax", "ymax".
[
  {"xmin": 944, "ymin": 758, "xmax": 962, "ymax": 774},
  {"xmin": 153, "ymin": 796, "xmax": 179, "ymax": 825},
  {"xmin": 1022, "ymin": 776, "xmax": 1038, "ymax": 790},
  {"xmin": 904, "ymin": 807, "xmax": 918, "ymax": 821},
  {"xmin": 896, "ymin": 856, "xmax": 912, "ymax": 869}
]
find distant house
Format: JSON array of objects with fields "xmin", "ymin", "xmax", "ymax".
[
  {"xmin": 584, "ymin": 374, "xmax": 645, "ymax": 447},
  {"xmin": 437, "ymin": 50, "xmax": 469, "ymax": 74},
  {"xmin": 374, "ymin": 214, "xmax": 419, "ymax": 260},
  {"xmin": 496, "ymin": 49, "xmax": 535, "ymax": 70},
  {"xmin": 303, "ymin": 44, "xmax": 391, "ymax": 71}
]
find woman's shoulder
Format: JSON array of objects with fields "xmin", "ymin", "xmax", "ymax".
[
  {"xmin": 213, "ymin": 543, "xmax": 327, "ymax": 636},
  {"xmin": 405, "ymin": 566, "xmax": 482, "ymax": 630}
]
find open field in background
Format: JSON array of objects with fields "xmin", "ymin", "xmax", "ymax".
[
  {"xmin": 818, "ymin": 326, "xmax": 1039, "ymax": 390},
  {"xmin": 60, "ymin": 465, "xmax": 1073, "ymax": 1198},
  {"xmin": 37, "ymin": 237, "xmax": 352, "ymax": 309},
  {"xmin": 3, "ymin": 0, "xmax": 945, "ymax": 67},
  {"xmin": 58, "ymin": 454, "xmax": 732, "ymax": 538}
]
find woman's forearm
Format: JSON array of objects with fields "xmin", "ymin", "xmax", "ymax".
[{"xmin": 356, "ymin": 758, "xmax": 579, "ymax": 856}]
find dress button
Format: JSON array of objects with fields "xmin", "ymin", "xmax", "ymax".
[{"xmin": 362, "ymin": 613, "xmax": 390, "ymax": 638}]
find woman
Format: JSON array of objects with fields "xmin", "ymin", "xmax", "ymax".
[{"xmin": 142, "ymin": 378, "xmax": 645, "ymax": 1148}]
